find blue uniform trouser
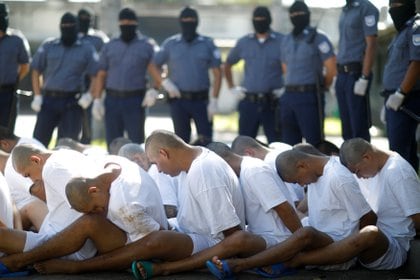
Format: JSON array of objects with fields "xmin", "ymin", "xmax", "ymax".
[
  {"xmin": 335, "ymin": 72, "xmax": 371, "ymax": 141},
  {"xmin": 33, "ymin": 96, "xmax": 82, "ymax": 147},
  {"xmin": 0, "ymin": 88, "xmax": 18, "ymax": 132},
  {"xmin": 238, "ymin": 99, "xmax": 279, "ymax": 143},
  {"xmin": 104, "ymin": 95, "xmax": 145, "ymax": 147},
  {"xmin": 279, "ymin": 91, "xmax": 323, "ymax": 146},
  {"xmin": 169, "ymin": 99, "xmax": 212, "ymax": 143},
  {"xmin": 385, "ymin": 92, "xmax": 420, "ymax": 171}
]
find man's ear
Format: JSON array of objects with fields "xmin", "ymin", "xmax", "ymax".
[
  {"xmin": 296, "ymin": 159, "xmax": 308, "ymax": 170},
  {"xmin": 87, "ymin": 186, "xmax": 99, "ymax": 194},
  {"xmin": 29, "ymin": 155, "xmax": 42, "ymax": 164},
  {"xmin": 159, "ymin": 148, "xmax": 169, "ymax": 159},
  {"xmin": 243, "ymin": 148, "xmax": 254, "ymax": 157},
  {"xmin": 0, "ymin": 140, "xmax": 9, "ymax": 152}
]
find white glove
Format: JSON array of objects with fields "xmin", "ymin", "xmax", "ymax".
[
  {"xmin": 92, "ymin": 99, "xmax": 105, "ymax": 120},
  {"xmin": 385, "ymin": 90, "xmax": 405, "ymax": 111},
  {"xmin": 272, "ymin": 87, "xmax": 285, "ymax": 99},
  {"xmin": 162, "ymin": 78, "xmax": 181, "ymax": 99},
  {"xmin": 354, "ymin": 76, "xmax": 369, "ymax": 96},
  {"xmin": 142, "ymin": 88, "xmax": 159, "ymax": 107},
  {"xmin": 77, "ymin": 92, "xmax": 93, "ymax": 109},
  {"xmin": 207, "ymin": 97, "xmax": 218, "ymax": 120},
  {"xmin": 31, "ymin": 95, "xmax": 42, "ymax": 112},
  {"xmin": 380, "ymin": 105, "xmax": 386, "ymax": 124},
  {"xmin": 329, "ymin": 76, "xmax": 337, "ymax": 97},
  {"xmin": 230, "ymin": 86, "xmax": 246, "ymax": 101}
]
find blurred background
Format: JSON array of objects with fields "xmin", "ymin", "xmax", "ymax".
[{"xmin": 6, "ymin": 0, "xmax": 419, "ymax": 141}]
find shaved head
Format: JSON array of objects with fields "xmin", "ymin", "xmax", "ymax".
[
  {"xmin": 339, "ymin": 138, "xmax": 372, "ymax": 167},
  {"xmin": 293, "ymin": 143, "xmax": 324, "ymax": 156},
  {"xmin": 275, "ymin": 149, "xmax": 309, "ymax": 181},
  {"xmin": 65, "ymin": 177, "xmax": 93, "ymax": 212},
  {"xmin": 231, "ymin": 135, "xmax": 266, "ymax": 156},
  {"xmin": 207, "ymin": 142, "xmax": 233, "ymax": 160},
  {"xmin": 145, "ymin": 130, "xmax": 185, "ymax": 158},
  {"xmin": 11, "ymin": 144, "xmax": 47, "ymax": 171}
]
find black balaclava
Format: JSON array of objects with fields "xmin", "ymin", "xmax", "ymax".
[
  {"xmin": 0, "ymin": 3, "xmax": 9, "ymax": 33},
  {"xmin": 179, "ymin": 6, "xmax": 199, "ymax": 43},
  {"xmin": 78, "ymin": 8, "xmax": 92, "ymax": 34},
  {"xmin": 389, "ymin": 0, "xmax": 416, "ymax": 32},
  {"xmin": 289, "ymin": 1, "xmax": 310, "ymax": 36},
  {"xmin": 346, "ymin": 0, "xmax": 354, "ymax": 6},
  {"xmin": 60, "ymin": 12, "xmax": 78, "ymax": 47},
  {"xmin": 119, "ymin": 8, "xmax": 138, "ymax": 43},
  {"xmin": 252, "ymin": 6, "xmax": 271, "ymax": 34}
]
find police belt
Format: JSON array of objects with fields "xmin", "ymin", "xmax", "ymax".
[
  {"xmin": 337, "ymin": 62, "xmax": 362, "ymax": 74},
  {"xmin": 381, "ymin": 89, "xmax": 420, "ymax": 97},
  {"xmin": 179, "ymin": 90, "xmax": 208, "ymax": 100},
  {"xmin": 44, "ymin": 90, "xmax": 80, "ymax": 98},
  {"xmin": 244, "ymin": 92, "xmax": 276, "ymax": 103},
  {"xmin": 285, "ymin": 84, "xmax": 318, "ymax": 93},
  {"xmin": 0, "ymin": 84, "xmax": 16, "ymax": 91},
  {"xmin": 106, "ymin": 89, "xmax": 145, "ymax": 98}
]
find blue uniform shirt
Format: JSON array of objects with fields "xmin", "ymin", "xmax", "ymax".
[
  {"xmin": 281, "ymin": 28, "xmax": 334, "ymax": 85},
  {"xmin": 154, "ymin": 34, "xmax": 221, "ymax": 92},
  {"xmin": 383, "ymin": 16, "xmax": 420, "ymax": 91},
  {"xmin": 0, "ymin": 32, "xmax": 30, "ymax": 84},
  {"xmin": 31, "ymin": 38, "xmax": 98, "ymax": 92},
  {"xmin": 337, "ymin": 0, "xmax": 379, "ymax": 64},
  {"xmin": 80, "ymin": 34, "xmax": 105, "ymax": 52},
  {"xmin": 99, "ymin": 34, "xmax": 154, "ymax": 91},
  {"xmin": 226, "ymin": 32, "xmax": 283, "ymax": 92}
]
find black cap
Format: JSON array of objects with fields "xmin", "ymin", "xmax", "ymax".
[
  {"xmin": 61, "ymin": 12, "xmax": 77, "ymax": 25},
  {"xmin": 78, "ymin": 8, "xmax": 93, "ymax": 19},
  {"xmin": 253, "ymin": 6, "xmax": 272, "ymax": 24},
  {"xmin": 119, "ymin": 8, "xmax": 137, "ymax": 21},
  {"xmin": 0, "ymin": 2, "xmax": 9, "ymax": 15},
  {"xmin": 289, "ymin": 1, "xmax": 310, "ymax": 14},
  {"xmin": 179, "ymin": 6, "xmax": 198, "ymax": 20}
]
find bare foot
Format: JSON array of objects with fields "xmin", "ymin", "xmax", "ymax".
[{"xmin": 34, "ymin": 259, "xmax": 78, "ymax": 274}]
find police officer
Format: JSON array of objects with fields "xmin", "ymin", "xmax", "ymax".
[
  {"xmin": 0, "ymin": 2, "xmax": 30, "ymax": 132},
  {"xmin": 279, "ymin": 1, "xmax": 336, "ymax": 146},
  {"xmin": 77, "ymin": 7, "xmax": 109, "ymax": 144},
  {"xmin": 91, "ymin": 8, "xmax": 161, "ymax": 149},
  {"xmin": 224, "ymin": 6, "xmax": 283, "ymax": 144},
  {"xmin": 154, "ymin": 6, "xmax": 222, "ymax": 143},
  {"xmin": 383, "ymin": 0, "xmax": 420, "ymax": 171},
  {"xmin": 336, "ymin": 0, "xmax": 379, "ymax": 142},
  {"xmin": 31, "ymin": 12, "xmax": 99, "ymax": 147}
]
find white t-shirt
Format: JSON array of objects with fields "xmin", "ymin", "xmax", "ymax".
[
  {"xmin": 177, "ymin": 148, "xmax": 245, "ymax": 240},
  {"xmin": 4, "ymin": 137, "xmax": 45, "ymax": 209},
  {"xmin": 148, "ymin": 164, "xmax": 178, "ymax": 207},
  {"xmin": 357, "ymin": 153, "xmax": 420, "ymax": 251},
  {"xmin": 307, "ymin": 157, "xmax": 372, "ymax": 241},
  {"xmin": 264, "ymin": 149, "xmax": 305, "ymax": 202},
  {"xmin": 0, "ymin": 173, "xmax": 14, "ymax": 228},
  {"xmin": 240, "ymin": 156, "xmax": 295, "ymax": 244},
  {"xmin": 40, "ymin": 149, "xmax": 101, "ymax": 234},
  {"xmin": 105, "ymin": 156, "xmax": 168, "ymax": 243}
]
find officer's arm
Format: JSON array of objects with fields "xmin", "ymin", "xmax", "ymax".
[
  {"xmin": 210, "ymin": 66, "xmax": 222, "ymax": 98},
  {"xmin": 362, "ymin": 35, "xmax": 377, "ymax": 77},
  {"xmin": 359, "ymin": 210, "xmax": 377, "ymax": 229},
  {"xmin": 282, "ymin": 62, "xmax": 287, "ymax": 77},
  {"xmin": 399, "ymin": 60, "xmax": 420, "ymax": 96},
  {"xmin": 223, "ymin": 63, "xmax": 235, "ymax": 88},
  {"xmin": 323, "ymin": 56, "xmax": 337, "ymax": 88},
  {"xmin": 147, "ymin": 63, "xmax": 162, "ymax": 89},
  {"xmin": 92, "ymin": 70, "xmax": 107, "ymax": 99},
  {"xmin": 411, "ymin": 213, "xmax": 420, "ymax": 237},
  {"xmin": 18, "ymin": 63, "xmax": 30, "ymax": 81},
  {"xmin": 31, "ymin": 69, "xmax": 42, "ymax": 96}
]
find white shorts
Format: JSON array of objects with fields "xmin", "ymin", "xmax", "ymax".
[
  {"xmin": 24, "ymin": 231, "xmax": 97, "ymax": 261},
  {"xmin": 360, "ymin": 234, "xmax": 407, "ymax": 270},
  {"xmin": 187, "ymin": 233, "xmax": 222, "ymax": 255}
]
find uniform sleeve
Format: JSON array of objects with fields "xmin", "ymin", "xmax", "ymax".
[
  {"xmin": 226, "ymin": 39, "xmax": 242, "ymax": 65},
  {"xmin": 207, "ymin": 39, "xmax": 222, "ymax": 68},
  {"xmin": 98, "ymin": 43, "xmax": 109, "ymax": 71},
  {"xmin": 84, "ymin": 44, "xmax": 99, "ymax": 76},
  {"xmin": 409, "ymin": 19, "xmax": 420, "ymax": 61},
  {"xmin": 316, "ymin": 34, "xmax": 335, "ymax": 62},
  {"xmin": 153, "ymin": 39, "xmax": 170, "ymax": 67},
  {"xmin": 31, "ymin": 43, "xmax": 48, "ymax": 72},
  {"xmin": 17, "ymin": 37, "xmax": 30, "ymax": 64},
  {"xmin": 361, "ymin": 3, "xmax": 379, "ymax": 37}
]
